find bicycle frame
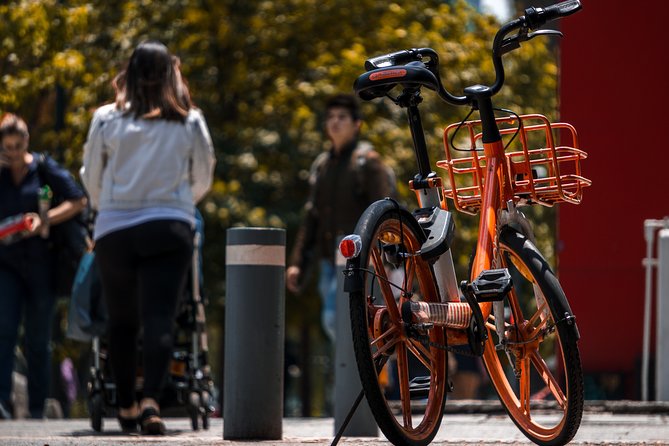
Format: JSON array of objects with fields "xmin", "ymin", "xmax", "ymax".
[
  {"xmin": 468, "ymin": 90, "xmax": 516, "ymax": 321},
  {"xmin": 405, "ymin": 87, "xmax": 510, "ymax": 329}
]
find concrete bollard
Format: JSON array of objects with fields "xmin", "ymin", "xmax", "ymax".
[
  {"xmin": 224, "ymin": 228, "xmax": 285, "ymax": 440},
  {"xmin": 334, "ymin": 238, "xmax": 378, "ymax": 437}
]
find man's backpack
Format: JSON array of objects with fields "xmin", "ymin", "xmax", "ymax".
[
  {"xmin": 350, "ymin": 141, "xmax": 397, "ymax": 199},
  {"xmin": 36, "ymin": 153, "xmax": 92, "ymax": 297},
  {"xmin": 310, "ymin": 141, "xmax": 397, "ymax": 200}
]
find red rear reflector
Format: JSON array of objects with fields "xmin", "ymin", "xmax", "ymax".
[{"xmin": 339, "ymin": 234, "xmax": 362, "ymax": 259}]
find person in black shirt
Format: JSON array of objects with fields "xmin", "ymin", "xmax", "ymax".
[{"xmin": 0, "ymin": 113, "xmax": 86, "ymax": 419}]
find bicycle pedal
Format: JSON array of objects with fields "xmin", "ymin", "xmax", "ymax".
[
  {"xmin": 409, "ymin": 376, "xmax": 431, "ymax": 399},
  {"xmin": 470, "ymin": 268, "xmax": 513, "ymax": 302}
]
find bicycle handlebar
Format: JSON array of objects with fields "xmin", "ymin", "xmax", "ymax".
[
  {"xmin": 357, "ymin": 0, "xmax": 582, "ymax": 105},
  {"xmin": 525, "ymin": 0, "xmax": 582, "ymax": 29}
]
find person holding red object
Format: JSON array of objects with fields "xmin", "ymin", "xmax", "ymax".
[{"xmin": 0, "ymin": 113, "xmax": 87, "ymax": 419}]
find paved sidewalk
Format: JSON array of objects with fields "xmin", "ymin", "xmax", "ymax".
[{"xmin": 0, "ymin": 401, "xmax": 667, "ymax": 445}]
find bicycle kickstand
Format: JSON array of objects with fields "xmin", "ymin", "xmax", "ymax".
[{"xmin": 329, "ymin": 388, "xmax": 366, "ymax": 446}]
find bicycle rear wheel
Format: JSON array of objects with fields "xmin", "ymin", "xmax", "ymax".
[
  {"xmin": 348, "ymin": 205, "xmax": 447, "ymax": 446},
  {"xmin": 483, "ymin": 227, "xmax": 584, "ymax": 446}
]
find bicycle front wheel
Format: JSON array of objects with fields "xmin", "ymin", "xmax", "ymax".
[
  {"xmin": 483, "ymin": 227, "xmax": 584, "ymax": 446},
  {"xmin": 348, "ymin": 204, "xmax": 447, "ymax": 446}
]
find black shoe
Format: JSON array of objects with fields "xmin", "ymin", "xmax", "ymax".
[
  {"xmin": 117, "ymin": 414, "xmax": 138, "ymax": 433},
  {"xmin": 139, "ymin": 407, "xmax": 165, "ymax": 435},
  {"xmin": 0, "ymin": 401, "xmax": 12, "ymax": 420}
]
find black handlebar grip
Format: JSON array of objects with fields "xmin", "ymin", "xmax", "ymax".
[
  {"xmin": 525, "ymin": 0, "xmax": 581, "ymax": 29},
  {"xmin": 544, "ymin": 0, "xmax": 582, "ymax": 20}
]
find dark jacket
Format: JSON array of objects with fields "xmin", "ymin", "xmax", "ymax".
[
  {"xmin": 289, "ymin": 139, "xmax": 395, "ymax": 283},
  {"xmin": 0, "ymin": 154, "xmax": 85, "ymax": 276}
]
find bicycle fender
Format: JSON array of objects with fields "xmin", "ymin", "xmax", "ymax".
[
  {"xmin": 343, "ymin": 198, "xmax": 426, "ymax": 294},
  {"xmin": 500, "ymin": 226, "xmax": 581, "ymax": 342}
]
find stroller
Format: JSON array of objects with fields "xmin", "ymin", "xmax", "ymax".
[{"xmin": 69, "ymin": 216, "xmax": 215, "ymax": 432}]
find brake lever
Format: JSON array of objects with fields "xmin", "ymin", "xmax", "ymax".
[
  {"xmin": 496, "ymin": 28, "xmax": 562, "ymax": 56},
  {"xmin": 497, "ymin": 36, "xmax": 521, "ymax": 56},
  {"xmin": 526, "ymin": 29, "xmax": 563, "ymax": 39}
]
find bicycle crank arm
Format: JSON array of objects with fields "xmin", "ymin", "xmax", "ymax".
[{"xmin": 460, "ymin": 280, "xmax": 488, "ymax": 356}]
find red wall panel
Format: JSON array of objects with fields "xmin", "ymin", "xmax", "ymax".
[{"xmin": 559, "ymin": 0, "xmax": 669, "ymax": 377}]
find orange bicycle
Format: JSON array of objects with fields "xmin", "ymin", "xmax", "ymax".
[{"xmin": 338, "ymin": 2, "xmax": 590, "ymax": 445}]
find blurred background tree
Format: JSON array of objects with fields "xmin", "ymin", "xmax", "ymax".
[{"xmin": 1, "ymin": 0, "xmax": 559, "ymax": 416}]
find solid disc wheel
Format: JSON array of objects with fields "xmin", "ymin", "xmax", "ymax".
[
  {"xmin": 482, "ymin": 228, "xmax": 584, "ymax": 446},
  {"xmin": 349, "ymin": 209, "xmax": 447, "ymax": 446}
]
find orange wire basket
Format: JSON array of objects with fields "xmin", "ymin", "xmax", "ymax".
[{"xmin": 436, "ymin": 114, "xmax": 591, "ymax": 215}]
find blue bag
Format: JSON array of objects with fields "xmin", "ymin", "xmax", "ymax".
[{"xmin": 66, "ymin": 251, "xmax": 107, "ymax": 342}]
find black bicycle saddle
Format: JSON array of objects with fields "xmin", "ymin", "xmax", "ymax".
[{"xmin": 353, "ymin": 61, "xmax": 439, "ymax": 101}]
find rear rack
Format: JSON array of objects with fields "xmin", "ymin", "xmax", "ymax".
[{"xmin": 436, "ymin": 114, "xmax": 591, "ymax": 215}]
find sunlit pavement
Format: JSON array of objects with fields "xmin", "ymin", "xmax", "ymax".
[{"xmin": 0, "ymin": 401, "xmax": 667, "ymax": 445}]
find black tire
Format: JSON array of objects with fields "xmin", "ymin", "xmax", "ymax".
[
  {"xmin": 201, "ymin": 391, "xmax": 211, "ymax": 430},
  {"xmin": 188, "ymin": 392, "xmax": 200, "ymax": 431},
  {"xmin": 482, "ymin": 227, "xmax": 584, "ymax": 446},
  {"xmin": 348, "ymin": 206, "xmax": 447, "ymax": 446},
  {"xmin": 90, "ymin": 393, "xmax": 104, "ymax": 432},
  {"xmin": 201, "ymin": 412, "xmax": 210, "ymax": 430}
]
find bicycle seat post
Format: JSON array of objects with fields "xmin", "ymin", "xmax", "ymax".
[{"xmin": 398, "ymin": 89, "xmax": 442, "ymax": 209}]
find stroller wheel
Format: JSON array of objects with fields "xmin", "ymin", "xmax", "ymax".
[
  {"xmin": 188, "ymin": 392, "xmax": 200, "ymax": 431},
  {"xmin": 90, "ymin": 393, "xmax": 104, "ymax": 432},
  {"xmin": 200, "ymin": 391, "xmax": 212, "ymax": 430},
  {"xmin": 201, "ymin": 411, "xmax": 209, "ymax": 430}
]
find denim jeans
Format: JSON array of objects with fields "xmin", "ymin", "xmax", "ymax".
[
  {"xmin": 0, "ymin": 263, "xmax": 55, "ymax": 418},
  {"xmin": 318, "ymin": 259, "xmax": 338, "ymax": 342}
]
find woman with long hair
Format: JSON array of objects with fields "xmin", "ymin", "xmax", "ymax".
[{"xmin": 81, "ymin": 41, "xmax": 215, "ymax": 435}]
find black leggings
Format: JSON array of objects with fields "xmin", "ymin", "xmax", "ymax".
[{"xmin": 95, "ymin": 219, "xmax": 193, "ymax": 409}]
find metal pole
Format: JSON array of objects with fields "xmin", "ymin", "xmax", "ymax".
[
  {"xmin": 642, "ymin": 218, "xmax": 669, "ymax": 401},
  {"xmin": 642, "ymin": 221, "xmax": 656, "ymax": 402},
  {"xmin": 656, "ymin": 229, "xmax": 669, "ymax": 401},
  {"xmin": 224, "ymin": 228, "xmax": 285, "ymax": 440},
  {"xmin": 334, "ymin": 238, "xmax": 378, "ymax": 437}
]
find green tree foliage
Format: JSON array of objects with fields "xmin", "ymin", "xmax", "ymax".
[
  {"xmin": 0, "ymin": 0, "xmax": 559, "ymax": 295},
  {"xmin": 1, "ymin": 1, "xmax": 560, "ymax": 401}
]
